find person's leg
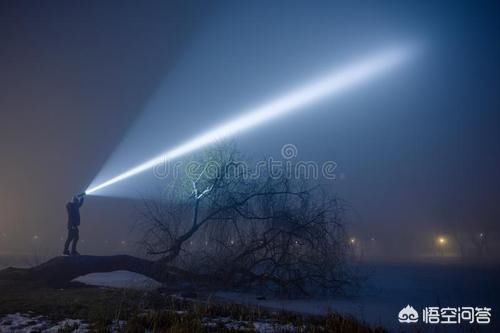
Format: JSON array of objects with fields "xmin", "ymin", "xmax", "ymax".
[
  {"xmin": 71, "ymin": 227, "xmax": 79, "ymax": 254},
  {"xmin": 63, "ymin": 228, "xmax": 73, "ymax": 254}
]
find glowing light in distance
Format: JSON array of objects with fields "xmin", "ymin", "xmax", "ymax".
[
  {"xmin": 86, "ymin": 46, "xmax": 415, "ymax": 195},
  {"xmin": 437, "ymin": 236, "xmax": 447, "ymax": 246}
]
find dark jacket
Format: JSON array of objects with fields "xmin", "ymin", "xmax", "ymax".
[{"xmin": 66, "ymin": 197, "xmax": 84, "ymax": 227}]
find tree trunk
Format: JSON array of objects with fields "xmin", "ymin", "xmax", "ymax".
[{"xmin": 0, "ymin": 255, "xmax": 206, "ymax": 288}]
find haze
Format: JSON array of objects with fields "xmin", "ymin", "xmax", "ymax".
[{"xmin": 0, "ymin": 0, "xmax": 499, "ymax": 262}]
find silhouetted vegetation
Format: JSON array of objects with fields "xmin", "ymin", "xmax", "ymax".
[
  {"xmin": 141, "ymin": 144, "xmax": 354, "ymax": 296},
  {"xmin": 0, "ymin": 280, "xmax": 383, "ymax": 332}
]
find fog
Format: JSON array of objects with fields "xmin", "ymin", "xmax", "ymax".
[{"xmin": 0, "ymin": 0, "xmax": 499, "ymax": 262}]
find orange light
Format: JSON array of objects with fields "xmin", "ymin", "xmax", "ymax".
[{"xmin": 437, "ymin": 236, "xmax": 447, "ymax": 246}]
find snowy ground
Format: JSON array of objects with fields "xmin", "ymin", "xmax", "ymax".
[
  {"xmin": 0, "ymin": 311, "xmax": 302, "ymax": 333},
  {"xmin": 74, "ymin": 270, "xmax": 162, "ymax": 290},
  {"xmin": 71, "ymin": 263, "xmax": 500, "ymax": 332},
  {"xmin": 0, "ymin": 313, "xmax": 90, "ymax": 333},
  {"xmin": 1, "ymin": 254, "xmax": 498, "ymax": 332}
]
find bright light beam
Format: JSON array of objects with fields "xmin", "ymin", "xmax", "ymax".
[{"xmin": 86, "ymin": 46, "xmax": 415, "ymax": 195}]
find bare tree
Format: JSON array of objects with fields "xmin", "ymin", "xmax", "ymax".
[{"xmin": 140, "ymin": 144, "xmax": 353, "ymax": 296}]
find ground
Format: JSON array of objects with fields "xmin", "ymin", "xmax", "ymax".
[
  {"xmin": 0, "ymin": 255, "xmax": 498, "ymax": 332},
  {"xmin": 0, "ymin": 278, "xmax": 381, "ymax": 332}
]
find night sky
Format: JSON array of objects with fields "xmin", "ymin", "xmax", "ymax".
[{"xmin": 0, "ymin": 0, "xmax": 499, "ymax": 260}]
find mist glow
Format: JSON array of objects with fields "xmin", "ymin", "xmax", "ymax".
[{"xmin": 86, "ymin": 46, "xmax": 414, "ymax": 195}]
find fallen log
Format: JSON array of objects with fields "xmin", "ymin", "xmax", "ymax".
[{"xmin": 0, "ymin": 255, "xmax": 209, "ymax": 288}]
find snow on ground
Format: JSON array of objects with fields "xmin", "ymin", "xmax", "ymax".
[
  {"xmin": 73, "ymin": 270, "xmax": 162, "ymax": 289},
  {"xmin": 0, "ymin": 311, "xmax": 303, "ymax": 332},
  {"xmin": 0, "ymin": 313, "xmax": 132, "ymax": 333},
  {"xmin": 0, "ymin": 313, "xmax": 89, "ymax": 333},
  {"xmin": 0, "ymin": 312, "xmax": 304, "ymax": 333},
  {"xmin": 67, "ymin": 264, "xmax": 500, "ymax": 332},
  {"xmin": 201, "ymin": 316, "xmax": 298, "ymax": 332}
]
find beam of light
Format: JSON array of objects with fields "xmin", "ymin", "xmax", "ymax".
[{"xmin": 86, "ymin": 46, "xmax": 415, "ymax": 195}]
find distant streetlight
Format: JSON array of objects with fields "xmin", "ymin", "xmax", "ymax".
[
  {"xmin": 350, "ymin": 237, "xmax": 356, "ymax": 245},
  {"xmin": 437, "ymin": 236, "xmax": 447, "ymax": 246},
  {"xmin": 435, "ymin": 236, "xmax": 448, "ymax": 257}
]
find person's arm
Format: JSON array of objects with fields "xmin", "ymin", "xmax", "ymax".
[{"xmin": 78, "ymin": 196, "xmax": 84, "ymax": 208}]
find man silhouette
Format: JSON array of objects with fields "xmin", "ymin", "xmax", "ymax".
[{"xmin": 63, "ymin": 193, "xmax": 85, "ymax": 255}]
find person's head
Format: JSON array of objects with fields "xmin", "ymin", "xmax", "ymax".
[{"xmin": 72, "ymin": 196, "xmax": 79, "ymax": 204}]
